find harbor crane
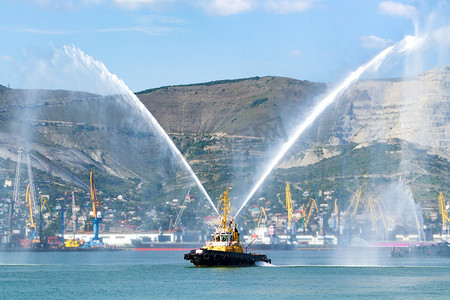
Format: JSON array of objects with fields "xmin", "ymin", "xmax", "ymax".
[
  {"xmin": 6, "ymin": 148, "xmax": 22, "ymax": 244},
  {"xmin": 26, "ymin": 150, "xmax": 40, "ymax": 234},
  {"xmin": 285, "ymin": 183, "xmax": 294, "ymax": 229},
  {"xmin": 148, "ymin": 209, "xmax": 163, "ymax": 234},
  {"xmin": 171, "ymin": 188, "xmax": 191, "ymax": 232},
  {"xmin": 366, "ymin": 196, "xmax": 395, "ymax": 232},
  {"xmin": 40, "ymin": 196, "xmax": 51, "ymax": 213},
  {"xmin": 25, "ymin": 150, "xmax": 48, "ymax": 248},
  {"xmin": 254, "ymin": 207, "xmax": 267, "ymax": 228},
  {"xmin": 25, "ymin": 184, "xmax": 37, "ymax": 238},
  {"xmin": 83, "ymin": 172, "xmax": 104, "ymax": 247},
  {"xmin": 70, "ymin": 191, "xmax": 77, "ymax": 235},
  {"xmin": 304, "ymin": 198, "xmax": 319, "ymax": 228},
  {"xmin": 333, "ymin": 199, "xmax": 339, "ymax": 232},
  {"xmin": 25, "ymin": 183, "xmax": 48, "ymax": 249},
  {"xmin": 438, "ymin": 192, "xmax": 449, "ymax": 233},
  {"xmin": 346, "ymin": 189, "xmax": 363, "ymax": 217},
  {"xmin": 285, "ymin": 182, "xmax": 297, "ymax": 239}
]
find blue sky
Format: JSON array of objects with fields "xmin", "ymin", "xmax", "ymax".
[{"xmin": 0, "ymin": 0, "xmax": 449, "ymax": 92}]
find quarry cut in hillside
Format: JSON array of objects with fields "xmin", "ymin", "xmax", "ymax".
[{"xmin": 0, "ymin": 67, "xmax": 448, "ymax": 209}]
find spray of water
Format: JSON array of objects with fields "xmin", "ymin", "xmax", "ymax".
[
  {"xmin": 234, "ymin": 35, "xmax": 422, "ymax": 219},
  {"xmin": 63, "ymin": 45, "xmax": 219, "ymax": 215},
  {"xmin": 380, "ymin": 179, "xmax": 425, "ymax": 241}
]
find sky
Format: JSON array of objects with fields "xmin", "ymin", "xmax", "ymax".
[{"xmin": 0, "ymin": 0, "xmax": 449, "ymax": 92}]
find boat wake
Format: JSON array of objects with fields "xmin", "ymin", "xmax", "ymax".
[
  {"xmin": 255, "ymin": 261, "xmax": 277, "ymax": 267},
  {"xmin": 255, "ymin": 264, "xmax": 443, "ymax": 268}
]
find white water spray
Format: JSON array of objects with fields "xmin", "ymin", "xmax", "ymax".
[
  {"xmin": 234, "ymin": 35, "xmax": 422, "ymax": 219},
  {"xmin": 63, "ymin": 45, "xmax": 219, "ymax": 215}
]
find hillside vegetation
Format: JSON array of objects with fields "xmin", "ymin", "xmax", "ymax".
[{"xmin": 0, "ymin": 67, "xmax": 448, "ymax": 232}]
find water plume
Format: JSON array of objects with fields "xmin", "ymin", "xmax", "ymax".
[
  {"xmin": 234, "ymin": 35, "xmax": 422, "ymax": 219},
  {"xmin": 379, "ymin": 179, "xmax": 424, "ymax": 240},
  {"xmin": 61, "ymin": 46, "xmax": 219, "ymax": 215}
]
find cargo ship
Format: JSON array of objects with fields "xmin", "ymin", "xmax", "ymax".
[
  {"xmin": 391, "ymin": 241, "xmax": 450, "ymax": 257},
  {"xmin": 184, "ymin": 187, "xmax": 271, "ymax": 267},
  {"xmin": 131, "ymin": 237, "xmax": 204, "ymax": 250}
]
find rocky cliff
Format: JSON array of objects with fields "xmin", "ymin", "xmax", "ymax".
[{"xmin": 0, "ymin": 66, "xmax": 448, "ymax": 218}]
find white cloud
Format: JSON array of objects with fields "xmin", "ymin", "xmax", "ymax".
[
  {"xmin": 288, "ymin": 49, "xmax": 301, "ymax": 57},
  {"xmin": 0, "ymin": 55, "xmax": 13, "ymax": 62},
  {"xmin": 32, "ymin": 0, "xmax": 318, "ymax": 15},
  {"xmin": 9, "ymin": 27, "xmax": 75, "ymax": 35},
  {"xmin": 379, "ymin": 1, "xmax": 417, "ymax": 19},
  {"xmin": 360, "ymin": 35, "xmax": 394, "ymax": 49},
  {"xmin": 32, "ymin": 0, "xmax": 105, "ymax": 10},
  {"xmin": 197, "ymin": 0, "xmax": 317, "ymax": 16},
  {"xmin": 198, "ymin": 0, "xmax": 256, "ymax": 16},
  {"xmin": 97, "ymin": 26, "xmax": 179, "ymax": 35},
  {"xmin": 113, "ymin": 0, "xmax": 175, "ymax": 10},
  {"xmin": 264, "ymin": 0, "xmax": 317, "ymax": 14},
  {"xmin": 428, "ymin": 25, "xmax": 450, "ymax": 47},
  {"xmin": 4, "ymin": 25, "xmax": 178, "ymax": 36}
]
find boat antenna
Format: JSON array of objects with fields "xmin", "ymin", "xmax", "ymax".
[{"xmin": 245, "ymin": 237, "xmax": 257, "ymax": 253}]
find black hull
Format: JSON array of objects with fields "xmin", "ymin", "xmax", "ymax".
[{"xmin": 184, "ymin": 249, "xmax": 271, "ymax": 267}]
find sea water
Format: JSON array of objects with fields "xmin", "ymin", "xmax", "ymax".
[{"xmin": 1, "ymin": 249, "xmax": 449, "ymax": 299}]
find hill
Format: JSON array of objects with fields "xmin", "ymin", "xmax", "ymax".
[{"xmin": 0, "ymin": 67, "xmax": 448, "ymax": 233}]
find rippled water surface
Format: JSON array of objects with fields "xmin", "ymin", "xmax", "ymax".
[{"xmin": 1, "ymin": 249, "xmax": 449, "ymax": 299}]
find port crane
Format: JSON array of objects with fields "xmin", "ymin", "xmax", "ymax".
[
  {"xmin": 40, "ymin": 196, "xmax": 51, "ymax": 214},
  {"xmin": 171, "ymin": 188, "xmax": 191, "ymax": 231},
  {"xmin": 366, "ymin": 196, "xmax": 395, "ymax": 232},
  {"xmin": 25, "ymin": 184, "xmax": 37, "ymax": 238},
  {"xmin": 285, "ymin": 183, "xmax": 294, "ymax": 229},
  {"xmin": 26, "ymin": 150, "xmax": 40, "ymax": 233},
  {"xmin": 254, "ymin": 206, "xmax": 267, "ymax": 228},
  {"xmin": 25, "ymin": 183, "xmax": 48, "ymax": 248},
  {"xmin": 346, "ymin": 189, "xmax": 363, "ymax": 217},
  {"xmin": 438, "ymin": 192, "xmax": 449, "ymax": 233},
  {"xmin": 25, "ymin": 150, "xmax": 49, "ymax": 248},
  {"xmin": 6, "ymin": 148, "xmax": 23, "ymax": 244},
  {"xmin": 148, "ymin": 209, "xmax": 163, "ymax": 234},
  {"xmin": 332, "ymin": 199, "xmax": 339, "ymax": 232},
  {"xmin": 62, "ymin": 192, "xmax": 85, "ymax": 249},
  {"xmin": 304, "ymin": 198, "xmax": 319, "ymax": 228},
  {"xmin": 83, "ymin": 172, "xmax": 104, "ymax": 247}
]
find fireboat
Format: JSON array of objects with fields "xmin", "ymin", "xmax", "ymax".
[{"xmin": 184, "ymin": 187, "xmax": 271, "ymax": 267}]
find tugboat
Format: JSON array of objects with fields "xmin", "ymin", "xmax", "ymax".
[{"xmin": 184, "ymin": 187, "xmax": 271, "ymax": 267}]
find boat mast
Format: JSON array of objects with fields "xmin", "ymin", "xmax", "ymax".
[{"xmin": 218, "ymin": 187, "xmax": 232, "ymax": 229}]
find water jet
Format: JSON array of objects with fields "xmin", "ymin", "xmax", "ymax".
[{"xmin": 234, "ymin": 35, "xmax": 423, "ymax": 219}]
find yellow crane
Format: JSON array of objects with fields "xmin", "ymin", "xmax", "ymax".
[
  {"xmin": 305, "ymin": 198, "xmax": 319, "ymax": 228},
  {"xmin": 83, "ymin": 172, "xmax": 104, "ymax": 247},
  {"xmin": 367, "ymin": 196, "xmax": 379, "ymax": 230},
  {"xmin": 90, "ymin": 171, "xmax": 101, "ymax": 220},
  {"xmin": 26, "ymin": 184, "xmax": 37, "ymax": 236},
  {"xmin": 286, "ymin": 183, "xmax": 294, "ymax": 228},
  {"xmin": 254, "ymin": 206, "xmax": 267, "ymax": 228},
  {"xmin": 346, "ymin": 189, "xmax": 363, "ymax": 217},
  {"xmin": 438, "ymin": 192, "xmax": 449, "ymax": 232},
  {"xmin": 40, "ymin": 196, "xmax": 51, "ymax": 213},
  {"xmin": 363, "ymin": 196, "xmax": 396, "ymax": 232}
]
